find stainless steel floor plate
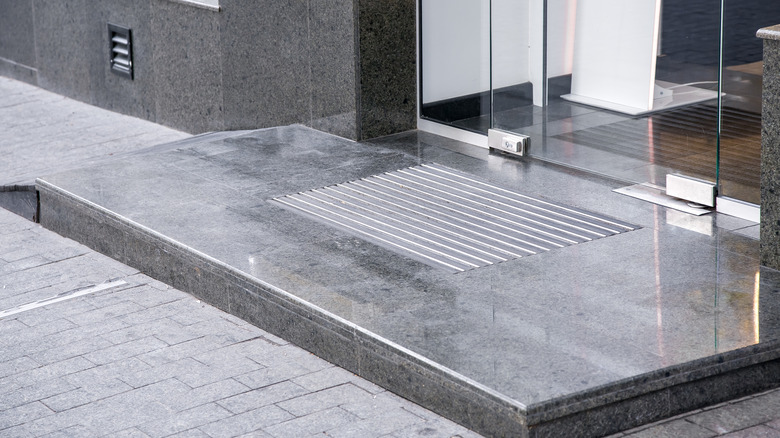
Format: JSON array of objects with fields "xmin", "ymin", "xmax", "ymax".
[{"xmin": 273, "ymin": 164, "xmax": 639, "ymax": 273}]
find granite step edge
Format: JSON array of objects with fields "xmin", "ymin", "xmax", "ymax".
[
  {"xmin": 35, "ymin": 177, "xmax": 530, "ymax": 438},
  {"xmin": 36, "ymin": 176, "xmax": 780, "ymax": 438},
  {"xmin": 527, "ymin": 342, "xmax": 780, "ymax": 436}
]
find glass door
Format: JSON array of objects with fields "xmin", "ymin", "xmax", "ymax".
[
  {"xmin": 492, "ymin": 0, "xmax": 722, "ymax": 200},
  {"xmin": 716, "ymin": 0, "xmax": 779, "ymax": 206},
  {"xmin": 419, "ymin": 0, "xmax": 777, "ymax": 210},
  {"xmin": 420, "ymin": 0, "xmax": 491, "ymax": 133}
]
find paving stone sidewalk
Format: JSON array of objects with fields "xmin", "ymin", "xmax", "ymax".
[
  {"xmin": 0, "ymin": 207, "xmax": 480, "ymax": 437},
  {"xmin": 0, "ymin": 76, "xmax": 189, "ymax": 187},
  {"xmin": 609, "ymin": 390, "xmax": 780, "ymax": 438},
  {"xmin": 2, "ymin": 75, "xmax": 780, "ymax": 437}
]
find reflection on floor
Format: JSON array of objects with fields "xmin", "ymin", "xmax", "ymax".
[
  {"xmin": 553, "ymin": 104, "xmax": 761, "ymax": 204},
  {"xmin": 445, "ymin": 65, "xmax": 764, "ymax": 206}
]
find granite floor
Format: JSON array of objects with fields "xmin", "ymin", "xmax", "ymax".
[{"xmin": 35, "ymin": 124, "xmax": 780, "ymax": 436}]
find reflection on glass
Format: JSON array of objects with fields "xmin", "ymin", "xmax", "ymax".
[
  {"xmin": 716, "ymin": 0, "xmax": 778, "ymax": 204},
  {"xmin": 420, "ymin": 0, "xmax": 491, "ymax": 133},
  {"xmin": 754, "ymin": 271, "xmax": 760, "ymax": 344},
  {"xmin": 419, "ymin": 0, "xmax": 780, "ymax": 206},
  {"xmin": 527, "ymin": 0, "xmax": 723, "ymax": 189}
]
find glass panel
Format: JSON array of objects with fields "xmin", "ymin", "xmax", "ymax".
[
  {"xmin": 420, "ymin": 0, "xmax": 491, "ymax": 133},
  {"xmin": 418, "ymin": 0, "xmax": 772, "ymax": 207},
  {"xmin": 717, "ymin": 0, "xmax": 780, "ymax": 205},
  {"xmin": 492, "ymin": 0, "xmax": 723, "ymax": 193},
  {"xmin": 490, "ymin": 0, "xmax": 543, "ymax": 129}
]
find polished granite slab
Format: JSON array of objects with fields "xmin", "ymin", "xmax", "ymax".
[
  {"xmin": 36, "ymin": 125, "xmax": 780, "ymax": 437},
  {"xmin": 759, "ymin": 27, "xmax": 780, "ymax": 270}
]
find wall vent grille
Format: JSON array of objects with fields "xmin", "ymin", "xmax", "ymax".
[{"xmin": 108, "ymin": 23, "xmax": 133, "ymax": 79}]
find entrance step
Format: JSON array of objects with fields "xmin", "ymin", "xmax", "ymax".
[{"xmin": 36, "ymin": 125, "xmax": 780, "ymax": 437}]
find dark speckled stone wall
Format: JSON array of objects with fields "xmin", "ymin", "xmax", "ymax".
[
  {"xmin": 31, "ymin": 0, "xmax": 93, "ymax": 101},
  {"xmin": 219, "ymin": 0, "xmax": 311, "ymax": 132},
  {"xmin": 0, "ymin": 0, "xmax": 417, "ymax": 138},
  {"xmin": 357, "ymin": 0, "xmax": 417, "ymax": 139},
  {"xmin": 760, "ymin": 27, "xmax": 780, "ymax": 269},
  {"xmin": 151, "ymin": 0, "xmax": 224, "ymax": 133},
  {"xmin": 218, "ymin": 0, "xmax": 361, "ymax": 139},
  {"xmin": 309, "ymin": 0, "xmax": 359, "ymax": 139},
  {"xmin": 219, "ymin": 0, "xmax": 415, "ymax": 140},
  {"xmin": 89, "ymin": 0, "xmax": 157, "ymax": 122},
  {"xmin": 0, "ymin": 0, "xmax": 37, "ymax": 84}
]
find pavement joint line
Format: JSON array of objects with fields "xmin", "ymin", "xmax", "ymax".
[
  {"xmin": 6, "ymin": 252, "xmax": 91, "ymax": 275},
  {"xmin": 0, "ymin": 279, "xmax": 128, "ymax": 319}
]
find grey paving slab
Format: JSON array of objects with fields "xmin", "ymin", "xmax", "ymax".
[
  {"xmin": 232, "ymin": 364, "xmax": 314, "ymax": 391},
  {"xmin": 324, "ymin": 407, "xmax": 424, "ymax": 438},
  {"xmin": 24, "ymin": 334, "xmax": 115, "ymax": 366},
  {"xmin": 291, "ymin": 365, "xmax": 364, "ymax": 392},
  {"xmin": 0, "ymin": 378, "xmax": 75, "ymax": 411},
  {"xmin": 263, "ymin": 406, "xmax": 360, "ymax": 437},
  {"xmin": 197, "ymin": 405, "xmax": 294, "ymax": 437},
  {"xmin": 621, "ymin": 418, "xmax": 717, "ymax": 438},
  {"xmin": 69, "ymin": 378, "xmax": 194, "ymax": 433},
  {"xmin": 720, "ymin": 425, "xmax": 780, "ymax": 437},
  {"xmin": 40, "ymin": 425, "xmax": 98, "ymax": 438},
  {"xmin": 168, "ymin": 429, "xmax": 210, "ymax": 438},
  {"xmin": 40, "ymin": 377, "xmax": 132, "ymax": 412},
  {"xmin": 135, "ymin": 335, "xmax": 234, "ymax": 368},
  {"xmin": 181, "ymin": 378, "xmax": 253, "ymax": 409},
  {"xmin": 81, "ymin": 335, "xmax": 169, "ymax": 365},
  {"xmin": 218, "ymin": 380, "xmax": 309, "ymax": 414},
  {"xmin": 686, "ymin": 390, "xmax": 780, "ymax": 434},
  {"xmin": 136, "ymin": 402, "xmax": 234, "ymax": 438},
  {"xmin": 0, "ymin": 356, "xmax": 40, "ymax": 379},
  {"xmin": 611, "ymin": 388, "xmax": 780, "ymax": 438},
  {"xmin": 12, "ymin": 356, "xmax": 96, "ymax": 387},
  {"xmin": 341, "ymin": 390, "xmax": 422, "ymax": 420},
  {"xmin": 276, "ymin": 383, "xmax": 373, "ymax": 418},
  {"xmin": 0, "ymin": 401, "xmax": 53, "ymax": 430},
  {"xmin": 390, "ymin": 418, "xmax": 486, "ymax": 438}
]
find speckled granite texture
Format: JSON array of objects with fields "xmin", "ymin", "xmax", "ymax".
[
  {"xmin": 31, "ymin": 0, "xmax": 92, "ymax": 101},
  {"xmin": 0, "ymin": 0, "xmax": 36, "ymax": 84},
  {"xmin": 761, "ymin": 29, "xmax": 780, "ymax": 269},
  {"xmin": 91, "ymin": 0, "xmax": 158, "ymax": 122},
  {"xmin": 758, "ymin": 24, "xmax": 780, "ymax": 41},
  {"xmin": 0, "ymin": 0, "xmax": 417, "ymax": 138},
  {"xmin": 357, "ymin": 0, "xmax": 417, "ymax": 139}
]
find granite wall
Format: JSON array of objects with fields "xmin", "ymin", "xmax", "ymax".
[
  {"xmin": 0, "ymin": 0, "xmax": 416, "ymax": 139},
  {"xmin": 357, "ymin": 0, "xmax": 417, "ymax": 140},
  {"xmin": 760, "ymin": 26, "xmax": 780, "ymax": 269},
  {"xmin": 0, "ymin": 0, "xmax": 37, "ymax": 84}
]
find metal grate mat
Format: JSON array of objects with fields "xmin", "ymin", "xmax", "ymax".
[{"xmin": 272, "ymin": 164, "xmax": 639, "ymax": 273}]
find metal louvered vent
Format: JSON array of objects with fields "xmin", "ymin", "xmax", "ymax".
[
  {"xmin": 108, "ymin": 23, "xmax": 133, "ymax": 79},
  {"xmin": 272, "ymin": 164, "xmax": 640, "ymax": 273}
]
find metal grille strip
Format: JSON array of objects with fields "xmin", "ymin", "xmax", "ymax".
[{"xmin": 272, "ymin": 164, "xmax": 639, "ymax": 273}]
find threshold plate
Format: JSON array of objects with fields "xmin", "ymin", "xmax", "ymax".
[
  {"xmin": 273, "ymin": 164, "xmax": 639, "ymax": 273},
  {"xmin": 614, "ymin": 183, "xmax": 712, "ymax": 216}
]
